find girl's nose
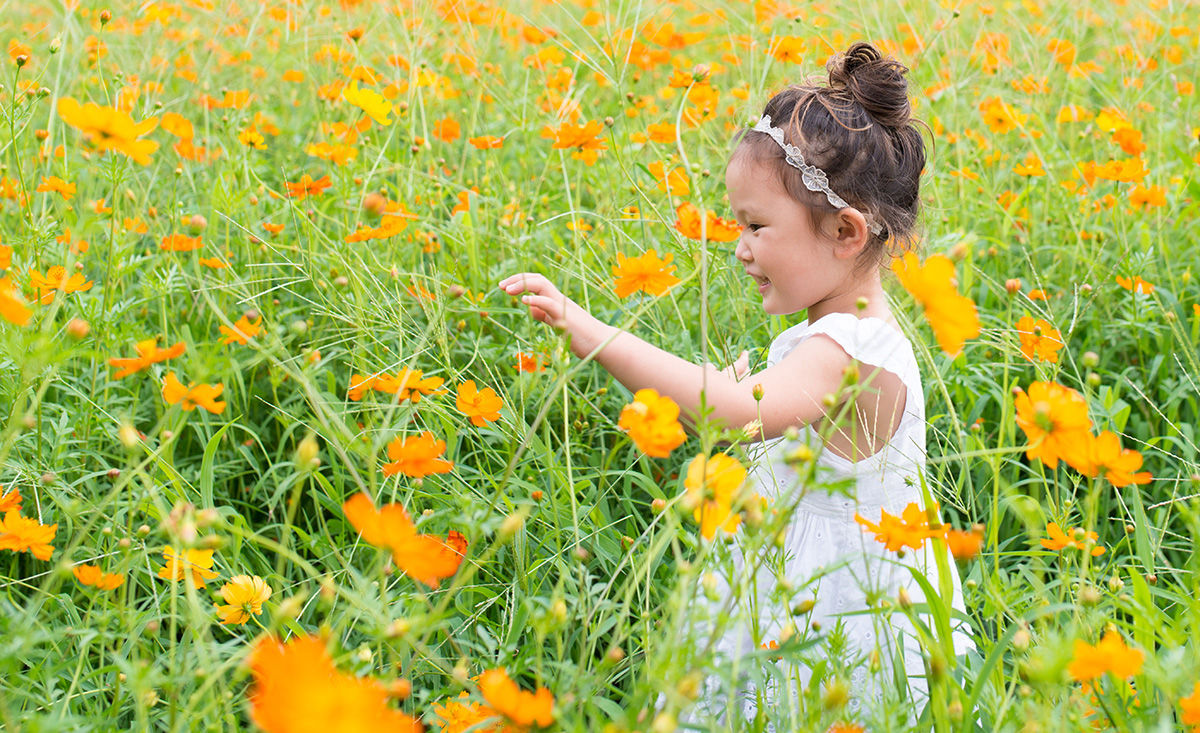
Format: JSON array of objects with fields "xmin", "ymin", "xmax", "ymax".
[{"xmin": 734, "ymin": 235, "xmax": 752, "ymax": 263}]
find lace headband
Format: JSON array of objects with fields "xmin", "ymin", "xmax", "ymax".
[{"xmin": 751, "ymin": 115, "xmax": 883, "ymax": 236}]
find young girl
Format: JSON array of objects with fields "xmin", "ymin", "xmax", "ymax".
[{"xmin": 499, "ymin": 43, "xmax": 971, "ymax": 718}]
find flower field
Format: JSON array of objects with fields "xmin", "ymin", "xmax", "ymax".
[{"xmin": 1, "ymin": 0, "xmax": 1199, "ymax": 730}]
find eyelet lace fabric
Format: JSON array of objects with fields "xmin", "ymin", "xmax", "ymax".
[{"xmin": 687, "ymin": 313, "xmax": 975, "ymax": 726}]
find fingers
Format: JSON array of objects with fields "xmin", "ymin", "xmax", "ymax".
[
  {"xmin": 498, "ymin": 272, "xmax": 552, "ymax": 295},
  {"xmin": 520, "ymin": 293, "xmax": 565, "ymax": 328},
  {"xmin": 734, "ymin": 350, "xmax": 750, "ymax": 378}
]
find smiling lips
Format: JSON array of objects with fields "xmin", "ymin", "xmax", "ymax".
[{"xmin": 747, "ymin": 270, "xmax": 771, "ymax": 290}]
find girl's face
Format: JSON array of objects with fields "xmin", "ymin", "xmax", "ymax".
[{"xmin": 725, "ymin": 155, "xmax": 850, "ymax": 317}]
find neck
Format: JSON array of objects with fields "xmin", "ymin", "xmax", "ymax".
[{"xmin": 805, "ymin": 270, "xmax": 891, "ymax": 325}]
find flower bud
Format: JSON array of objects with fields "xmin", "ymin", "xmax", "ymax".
[
  {"xmin": 1082, "ymin": 351, "xmax": 1099, "ymax": 368},
  {"xmin": 67, "ymin": 318, "xmax": 90, "ymax": 339},
  {"xmin": 386, "ymin": 618, "xmax": 411, "ymax": 638},
  {"xmin": 498, "ymin": 510, "xmax": 526, "ymax": 541},
  {"xmin": 821, "ymin": 678, "xmax": 849, "ymax": 710},
  {"xmin": 295, "ymin": 433, "xmax": 320, "ymax": 470},
  {"xmin": 1005, "ymin": 278, "xmax": 1021, "ymax": 295}
]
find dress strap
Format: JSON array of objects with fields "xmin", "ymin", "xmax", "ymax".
[{"xmin": 799, "ymin": 313, "xmax": 923, "ymax": 399}]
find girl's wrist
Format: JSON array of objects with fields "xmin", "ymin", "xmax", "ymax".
[{"xmin": 572, "ymin": 318, "xmax": 615, "ymax": 359}]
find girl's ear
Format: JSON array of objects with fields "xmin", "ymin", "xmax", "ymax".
[{"xmin": 832, "ymin": 208, "xmax": 870, "ymax": 260}]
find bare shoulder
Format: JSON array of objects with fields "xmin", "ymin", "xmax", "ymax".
[{"xmin": 745, "ymin": 333, "xmax": 856, "ymax": 439}]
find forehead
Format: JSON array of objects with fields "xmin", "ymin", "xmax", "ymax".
[{"xmin": 725, "ymin": 154, "xmax": 788, "ymax": 203}]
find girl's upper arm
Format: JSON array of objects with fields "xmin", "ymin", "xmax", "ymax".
[{"xmin": 735, "ymin": 334, "xmax": 854, "ymax": 439}]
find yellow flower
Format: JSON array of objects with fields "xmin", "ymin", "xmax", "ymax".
[
  {"xmin": 341, "ymin": 82, "xmax": 393, "ymax": 126},
  {"xmin": 156, "ymin": 545, "xmax": 219, "ymax": 588},
  {"xmin": 684, "ymin": 453, "xmax": 748, "ymax": 540},
  {"xmin": 890, "ymin": 252, "xmax": 981, "ymax": 356},
  {"xmin": 57, "ymin": 97, "xmax": 159, "ymax": 165},
  {"xmin": 216, "ymin": 574, "xmax": 272, "ymax": 625}
]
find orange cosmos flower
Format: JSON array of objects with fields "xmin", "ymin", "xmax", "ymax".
[
  {"xmin": 541, "ymin": 119, "xmax": 607, "ymax": 165},
  {"xmin": 855, "ymin": 502, "xmax": 940, "ymax": 554},
  {"xmin": 215, "ymin": 574, "xmax": 272, "ymax": 625},
  {"xmin": 468, "ymin": 135, "xmax": 505, "ymax": 150},
  {"xmin": 1128, "ymin": 184, "xmax": 1166, "ymax": 209},
  {"xmin": 456, "ymin": 380, "xmax": 504, "ymax": 426},
  {"xmin": 477, "ymin": 668, "xmax": 555, "ymax": 728},
  {"xmin": 219, "ymin": 314, "xmax": 262, "ymax": 345},
  {"xmin": 249, "ymin": 635, "xmax": 424, "ymax": 733},
  {"xmin": 162, "ymin": 372, "xmax": 227, "ymax": 414},
  {"xmin": 1085, "ymin": 431, "xmax": 1151, "ymax": 487},
  {"xmin": 285, "ymin": 174, "xmax": 333, "ymax": 199},
  {"xmin": 612, "ymin": 250, "xmax": 681, "ymax": 298},
  {"xmin": 0, "ymin": 511, "xmax": 57, "ymax": 560},
  {"xmin": 890, "ymin": 252, "xmax": 981, "ymax": 356},
  {"xmin": 1040, "ymin": 522, "xmax": 1105, "ymax": 556},
  {"xmin": 381, "ymin": 432, "xmax": 454, "ymax": 477},
  {"xmin": 28, "ymin": 266, "xmax": 94, "ymax": 304},
  {"xmin": 946, "ymin": 527, "xmax": 984, "ymax": 561},
  {"xmin": 1181, "ymin": 681, "xmax": 1200, "ymax": 728},
  {"xmin": 648, "ymin": 160, "xmax": 689, "ymax": 196},
  {"xmin": 109, "ymin": 338, "xmax": 186, "ymax": 378},
  {"xmin": 674, "ymin": 202, "xmax": 741, "ymax": 242},
  {"xmin": 73, "ymin": 563, "xmax": 126, "ymax": 590},
  {"xmin": 1012, "ymin": 153, "xmax": 1046, "ymax": 177},
  {"xmin": 1068, "ymin": 630, "xmax": 1143, "ymax": 682},
  {"xmin": 198, "ymin": 257, "xmax": 228, "ymax": 269},
  {"xmin": 387, "ymin": 369, "xmax": 446, "ymax": 402},
  {"xmin": 978, "ymin": 96, "xmax": 1027, "ymax": 134},
  {"xmin": 617, "ymin": 389, "xmax": 686, "ymax": 458},
  {"xmin": 646, "ymin": 122, "xmax": 677, "ymax": 143},
  {"xmin": 429, "ymin": 692, "xmax": 504, "ymax": 731},
  {"xmin": 156, "ymin": 545, "xmax": 219, "ymax": 587},
  {"xmin": 0, "ymin": 279, "xmax": 31, "ymax": 326},
  {"xmin": 1014, "ymin": 381, "xmax": 1092, "ymax": 471},
  {"xmin": 515, "ymin": 351, "xmax": 545, "ymax": 373},
  {"xmin": 36, "ymin": 176, "xmax": 76, "ymax": 200},
  {"xmin": 160, "ymin": 112, "xmax": 194, "ymax": 140},
  {"xmin": 684, "ymin": 453, "xmax": 749, "ymax": 540},
  {"xmin": 159, "ymin": 234, "xmax": 203, "ymax": 252},
  {"xmin": 57, "ymin": 97, "xmax": 159, "ymax": 165},
  {"xmin": 0, "ymin": 486, "xmax": 21, "ymax": 513},
  {"xmin": 342, "ymin": 493, "xmax": 464, "ymax": 587},
  {"xmin": 1115, "ymin": 275, "xmax": 1154, "ymax": 294},
  {"xmin": 1014, "ymin": 316, "xmax": 1064, "ymax": 363},
  {"xmin": 433, "ymin": 116, "xmax": 461, "ymax": 143},
  {"xmin": 769, "ymin": 35, "xmax": 805, "ymax": 63}
]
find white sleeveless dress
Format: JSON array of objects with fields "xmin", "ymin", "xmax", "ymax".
[{"xmin": 696, "ymin": 312, "xmax": 974, "ymax": 719}]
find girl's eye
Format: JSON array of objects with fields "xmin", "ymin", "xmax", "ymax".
[{"xmin": 748, "ymin": 224, "xmax": 762, "ymax": 232}]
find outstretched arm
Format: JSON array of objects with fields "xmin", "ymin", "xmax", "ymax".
[{"xmin": 498, "ymin": 273, "xmax": 852, "ymax": 440}]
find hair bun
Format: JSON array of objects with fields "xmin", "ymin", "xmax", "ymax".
[{"xmin": 827, "ymin": 42, "xmax": 912, "ymax": 129}]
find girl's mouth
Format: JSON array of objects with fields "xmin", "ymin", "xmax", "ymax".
[{"xmin": 751, "ymin": 273, "xmax": 771, "ymax": 292}]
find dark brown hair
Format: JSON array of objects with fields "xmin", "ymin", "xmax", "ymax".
[{"xmin": 731, "ymin": 42, "xmax": 925, "ymax": 268}]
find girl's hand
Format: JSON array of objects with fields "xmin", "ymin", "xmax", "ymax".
[
  {"xmin": 707, "ymin": 350, "xmax": 750, "ymax": 381},
  {"xmin": 498, "ymin": 273, "xmax": 611, "ymax": 358}
]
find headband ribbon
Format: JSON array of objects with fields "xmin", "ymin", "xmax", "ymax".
[{"xmin": 751, "ymin": 115, "xmax": 883, "ymax": 236}]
